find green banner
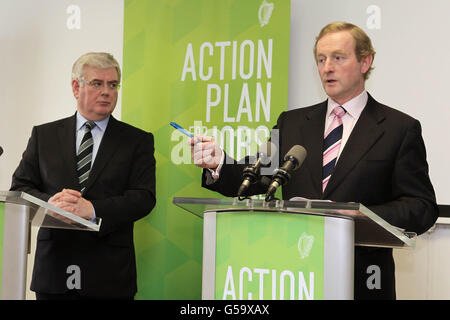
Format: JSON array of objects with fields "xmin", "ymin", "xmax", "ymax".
[
  {"xmin": 215, "ymin": 212, "xmax": 324, "ymax": 300},
  {"xmin": 123, "ymin": 0, "xmax": 290, "ymax": 299}
]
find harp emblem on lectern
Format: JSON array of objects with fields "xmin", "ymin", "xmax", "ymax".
[
  {"xmin": 297, "ymin": 232, "xmax": 314, "ymax": 259},
  {"xmin": 258, "ymin": 0, "xmax": 274, "ymax": 27}
]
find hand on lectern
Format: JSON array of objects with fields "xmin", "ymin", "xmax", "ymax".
[
  {"xmin": 336, "ymin": 209, "xmax": 365, "ymax": 217},
  {"xmin": 49, "ymin": 188, "xmax": 94, "ymax": 221}
]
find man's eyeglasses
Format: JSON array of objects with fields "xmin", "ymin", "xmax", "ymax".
[{"xmin": 79, "ymin": 79, "xmax": 121, "ymax": 91}]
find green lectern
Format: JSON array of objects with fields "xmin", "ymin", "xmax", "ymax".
[{"xmin": 173, "ymin": 197, "xmax": 415, "ymax": 300}]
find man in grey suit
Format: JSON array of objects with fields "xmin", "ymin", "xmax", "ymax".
[
  {"xmin": 11, "ymin": 52, "xmax": 156, "ymax": 299},
  {"xmin": 190, "ymin": 22, "xmax": 438, "ymax": 299}
]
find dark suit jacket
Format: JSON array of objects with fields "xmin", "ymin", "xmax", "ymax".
[
  {"xmin": 203, "ymin": 94, "xmax": 438, "ymax": 299},
  {"xmin": 10, "ymin": 113, "xmax": 156, "ymax": 298}
]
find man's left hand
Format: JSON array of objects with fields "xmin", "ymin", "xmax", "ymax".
[{"xmin": 49, "ymin": 188, "xmax": 94, "ymax": 220}]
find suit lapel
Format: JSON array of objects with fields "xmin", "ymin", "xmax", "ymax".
[
  {"xmin": 300, "ymin": 101, "xmax": 327, "ymax": 196},
  {"xmin": 83, "ymin": 116, "xmax": 122, "ymax": 194},
  {"xmin": 323, "ymin": 94, "xmax": 386, "ymax": 197},
  {"xmin": 57, "ymin": 114, "xmax": 79, "ymax": 188},
  {"xmin": 85, "ymin": 116, "xmax": 120, "ymax": 194}
]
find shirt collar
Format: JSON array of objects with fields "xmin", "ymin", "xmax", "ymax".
[
  {"xmin": 76, "ymin": 112, "xmax": 110, "ymax": 132},
  {"xmin": 327, "ymin": 90, "xmax": 368, "ymax": 119}
]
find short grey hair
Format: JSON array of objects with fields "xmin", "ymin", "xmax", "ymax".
[{"xmin": 71, "ymin": 52, "xmax": 121, "ymax": 82}]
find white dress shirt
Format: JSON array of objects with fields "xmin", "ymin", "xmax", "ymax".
[{"xmin": 324, "ymin": 90, "xmax": 368, "ymax": 162}]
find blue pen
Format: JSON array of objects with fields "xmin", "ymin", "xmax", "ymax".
[{"xmin": 170, "ymin": 122, "xmax": 194, "ymax": 138}]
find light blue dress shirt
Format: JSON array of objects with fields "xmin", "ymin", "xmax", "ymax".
[
  {"xmin": 75, "ymin": 112, "xmax": 110, "ymax": 221},
  {"xmin": 76, "ymin": 112, "xmax": 110, "ymax": 164}
]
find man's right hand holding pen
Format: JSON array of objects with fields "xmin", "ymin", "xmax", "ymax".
[{"xmin": 188, "ymin": 136, "xmax": 223, "ymax": 171}]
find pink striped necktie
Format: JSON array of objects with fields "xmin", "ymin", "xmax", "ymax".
[{"xmin": 322, "ymin": 106, "xmax": 346, "ymax": 192}]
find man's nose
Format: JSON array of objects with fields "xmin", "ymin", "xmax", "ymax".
[
  {"xmin": 100, "ymin": 85, "xmax": 111, "ymax": 95},
  {"xmin": 323, "ymin": 59, "xmax": 335, "ymax": 72}
]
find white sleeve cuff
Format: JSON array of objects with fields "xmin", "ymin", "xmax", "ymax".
[{"xmin": 205, "ymin": 149, "xmax": 224, "ymax": 184}]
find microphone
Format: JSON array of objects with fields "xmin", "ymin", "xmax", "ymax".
[
  {"xmin": 237, "ymin": 141, "xmax": 277, "ymax": 198},
  {"xmin": 265, "ymin": 145, "xmax": 307, "ymax": 202},
  {"xmin": 0, "ymin": 146, "xmax": 3, "ymax": 157}
]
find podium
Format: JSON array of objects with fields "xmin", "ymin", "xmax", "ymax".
[
  {"xmin": 173, "ymin": 197, "xmax": 416, "ymax": 300},
  {"xmin": 0, "ymin": 191, "xmax": 101, "ymax": 300}
]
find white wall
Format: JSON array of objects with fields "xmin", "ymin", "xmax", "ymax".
[
  {"xmin": 0, "ymin": 0, "xmax": 124, "ymax": 191},
  {"xmin": 1, "ymin": 0, "xmax": 449, "ymax": 300},
  {"xmin": 289, "ymin": 0, "xmax": 449, "ymax": 206},
  {"xmin": 289, "ymin": 0, "xmax": 450, "ymax": 299},
  {"xmin": 394, "ymin": 221, "xmax": 450, "ymax": 299},
  {"xmin": 0, "ymin": 0, "xmax": 124, "ymax": 300}
]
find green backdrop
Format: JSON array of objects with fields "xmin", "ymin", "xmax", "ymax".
[{"xmin": 122, "ymin": 0, "xmax": 290, "ymax": 299}]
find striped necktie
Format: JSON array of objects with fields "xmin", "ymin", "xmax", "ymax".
[
  {"xmin": 322, "ymin": 106, "xmax": 346, "ymax": 192},
  {"xmin": 77, "ymin": 121, "xmax": 95, "ymax": 194}
]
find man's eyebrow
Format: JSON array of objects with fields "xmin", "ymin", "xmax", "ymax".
[
  {"xmin": 332, "ymin": 50, "xmax": 347, "ymax": 55},
  {"xmin": 317, "ymin": 49, "xmax": 347, "ymax": 56},
  {"xmin": 89, "ymin": 78, "xmax": 119, "ymax": 83}
]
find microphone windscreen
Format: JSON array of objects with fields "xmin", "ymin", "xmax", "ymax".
[{"xmin": 284, "ymin": 145, "xmax": 307, "ymax": 170}]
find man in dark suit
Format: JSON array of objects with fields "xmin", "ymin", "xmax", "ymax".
[
  {"xmin": 10, "ymin": 52, "xmax": 156, "ymax": 300},
  {"xmin": 190, "ymin": 22, "xmax": 438, "ymax": 299}
]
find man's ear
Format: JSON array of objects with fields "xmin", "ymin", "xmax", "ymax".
[
  {"xmin": 361, "ymin": 54, "xmax": 373, "ymax": 75},
  {"xmin": 72, "ymin": 79, "xmax": 80, "ymax": 99}
]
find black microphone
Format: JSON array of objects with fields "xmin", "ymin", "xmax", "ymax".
[
  {"xmin": 265, "ymin": 145, "xmax": 307, "ymax": 202},
  {"xmin": 237, "ymin": 141, "xmax": 277, "ymax": 198},
  {"xmin": 0, "ymin": 146, "xmax": 3, "ymax": 157}
]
